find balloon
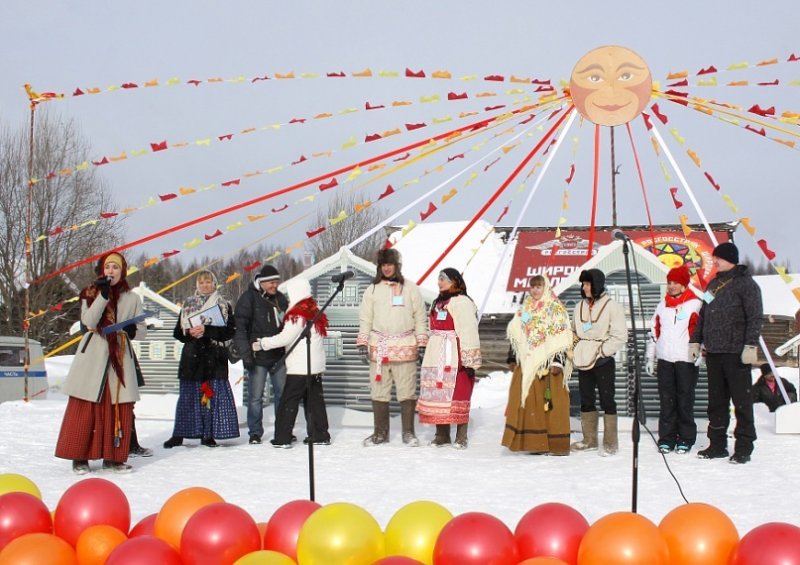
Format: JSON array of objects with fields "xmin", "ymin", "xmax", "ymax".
[
  {"xmin": 106, "ymin": 535, "xmax": 182, "ymax": 565},
  {"xmin": 181, "ymin": 502, "xmax": 261, "ymax": 565},
  {"xmin": 0, "ymin": 492, "xmax": 52, "ymax": 550},
  {"xmin": 374, "ymin": 557, "xmax": 425, "ymax": 565},
  {"xmin": 518, "ymin": 559, "xmax": 569, "ymax": 565},
  {"xmin": 129, "ymin": 513, "xmax": 158, "ymax": 538},
  {"xmin": 263, "ymin": 499, "xmax": 320, "ymax": 561},
  {"xmin": 659, "ymin": 503, "xmax": 739, "ymax": 565},
  {"xmin": 433, "ymin": 512, "xmax": 518, "ymax": 565},
  {"xmin": 0, "ymin": 474, "xmax": 42, "ymax": 499},
  {"xmin": 384, "ymin": 501, "xmax": 453, "ymax": 565},
  {"xmin": 515, "ymin": 502, "xmax": 589, "ymax": 564},
  {"xmin": 234, "ymin": 549, "xmax": 298, "ymax": 565},
  {"xmin": 297, "ymin": 502, "xmax": 384, "ymax": 565},
  {"xmin": 153, "ymin": 486, "xmax": 224, "ymax": 550},
  {"xmin": 577, "ymin": 512, "xmax": 668, "ymax": 565},
  {"xmin": 53, "ymin": 478, "xmax": 130, "ymax": 547},
  {"xmin": 0, "ymin": 532, "xmax": 76, "ymax": 565},
  {"xmin": 75, "ymin": 525, "xmax": 127, "ymax": 565},
  {"xmin": 731, "ymin": 522, "xmax": 800, "ymax": 565}
]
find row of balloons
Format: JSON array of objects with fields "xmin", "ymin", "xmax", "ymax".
[{"xmin": 0, "ymin": 472, "xmax": 799, "ymax": 565}]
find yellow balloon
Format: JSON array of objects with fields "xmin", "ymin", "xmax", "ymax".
[
  {"xmin": 384, "ymin": 501, "xmax": 453, "ymax": 565},
  {"xmin": 0, "ymin": 473, "xmax": 42, "ymax": 499},
  {"xmin": 297, "ymin": 502, "xmax": 384, "ymax": 565},
  {"xmin": 234, "ymin": 549, "xmax": 297, "ymax": 565}
]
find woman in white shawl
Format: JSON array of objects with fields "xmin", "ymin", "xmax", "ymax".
[
  {"xmin": 503, "ymin": 275, "xmax": 573, "ymax": 455},
  {"xmin": 163, "ymin": 270, "xmax": 240, "ymax": 448}
]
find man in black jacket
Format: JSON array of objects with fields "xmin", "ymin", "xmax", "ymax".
[
  {"xmin": 690, "ymin": 242, "xmax": 763, "ymax": 464},
  {"xmin": 753, "ymin": 363, "xmax": 797, "ymax": 412},
  {"xmin": 234, "ymin": 265, "xmax": 288, "ymax": 444}
]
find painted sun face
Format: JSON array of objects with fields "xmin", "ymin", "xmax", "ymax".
[{"xmin": 569, "ymin": 46, "xmax": 652, "ymax": 126}]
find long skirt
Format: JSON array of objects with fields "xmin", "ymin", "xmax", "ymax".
[
  {"xmin": 417, "ymin": 367, "xmax": 474, "ymax": 425},
  {"xmin": 172, "ymin": 379, "xmax": 240, "ymax": 440},
  {"xmin": 55, "ymin": 383, "xmax": 133, "ymax": 463},
  {"xmin": 501, "ymin": 366, "xmax": 571, "ymax": 455}
]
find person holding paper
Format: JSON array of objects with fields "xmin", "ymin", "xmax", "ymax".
[
  {"xmin": 55, "ymin": 252, "xmax": 147, "ymax": 474},
  {"xmin": 163, "ymin": 270, "xmax": 240, "ymax": 449}
]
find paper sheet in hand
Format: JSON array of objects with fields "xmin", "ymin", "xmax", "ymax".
[
  {"xmin": 100, "ymin": 310, "xmax": 154, "ymax": 336},
  {"xmin": 189, "ymin": 304, "xmax": 226, "ymax": 327}
]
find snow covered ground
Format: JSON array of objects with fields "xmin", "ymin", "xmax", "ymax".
[{"xmin": 1, "ymin": 358, "xmax": 798, "ymax": 535}]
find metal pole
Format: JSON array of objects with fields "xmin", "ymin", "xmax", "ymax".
[
  {"xmin": 23, "ymin": 103, "xmax": 37, "ymax": 402},
  {"xmin": 610, "ymin": 126, "xmax": 618, "ymax": 227}
]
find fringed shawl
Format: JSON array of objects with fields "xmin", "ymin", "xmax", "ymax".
[
  {"xmin": 179, "ymin": 272, "xmax": 231, "ymax": 331},
  {"xmin": 507, "ymin": 277, "xmax": 573, "ymax": 407}
]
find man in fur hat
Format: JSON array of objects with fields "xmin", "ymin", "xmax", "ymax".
[
  {"xmin": 690, "ymin": 241, "xmax": 762, "ymax": 464},
  {"xmin": 358, "ymin": 247, "xmax": 428, "ymax": 446},
  {"xmin": 234, "ymin": 265, "xmax": 289, "ymax": 444}
]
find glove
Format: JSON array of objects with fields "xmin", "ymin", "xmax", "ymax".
[
  {"xmin": 741, "ymin": 345, "xmax": 758, "ymax": 365},
  {"xmin": 644, "ymin": 358, "xmax": 655, "ymax": 376},
  {"xmin": 94, "ymin": 276, "xmax": 111, "ymax": 299},
  {"xmin": 123, "ymin": 324, "xmax": 136, "ymax": 340},
  {"xmin": 417, "ymin": 347, "xmax": 426, "ymax": 363},
  {"xmin": 689, "ymin": 343, "xmax": 701, "ymax": 362},
  {"xmin": 242, "ymin": 353, "xmax": 255, "ymax": 372},
  {"xmin": 252, "ymin": 340, "xmax": 263, "ymax": 352},
  {"xmin": 358, "ymin": 345, "xmax": 369, "ymax": 365}
]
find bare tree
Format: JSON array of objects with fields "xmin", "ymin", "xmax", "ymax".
[
  {"xmin": 0, "ymin": 111, "xmax": 122, "ymax": 349},
  {"xmin": 307, "ymin": 191, "xmax": 385, "ymax": 263}
]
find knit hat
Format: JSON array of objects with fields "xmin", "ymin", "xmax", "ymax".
[
  {"xmin": 760, "ymin": 363, "xmax": 773, "ymax": 378},
  {"xmin": 713, "ymin": 242, "xmax": 739, "ymax": 264},
  {"xmin": 253, "ymin": 264, "xmax": 280, "ymax": 288},
  {"xmin": 95, "ymin": 251, "xmax": 128, "ymax": 279},
  {"xmin": 667, "ymin": 264, "xmax": 691, "ymax": 287}
]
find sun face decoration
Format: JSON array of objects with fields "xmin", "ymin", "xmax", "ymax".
[{"xmin": 569, "ymin": 46, "xmax": 653, "ymax": 126}]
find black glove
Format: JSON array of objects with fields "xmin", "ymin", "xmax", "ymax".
[
  {"xmin": 358, "ymin": 345, "xmax": 369, "ymax": 365},
  {"xmin": 417, "ymin": 347, "xmax": 426, "ymax": 363},
  {"xmin": 123, "ymin": 324, "xmax": 136, "ymax": 340},
  {"xmin": 463, "ymin": 367, "xmax": 476, "ymax": 379},
  {"xmin": 94, "ymin": 276, "xmax": 111, "ymax": 299},
  {"xmin": 242, "ymin": 353, "xmax": 255, "ymax": 372}
]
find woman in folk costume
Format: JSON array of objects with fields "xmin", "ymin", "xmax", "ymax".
[
  {"xmin": 254, "ymin": 278, "xmax": 330, "ymax": 448},
  {"xmin": 503, "ymin": 275, "xmax": 574, "ymax": 455},
  {"xmin": 163, "ymin": 270, "xmax": 239, "ymax": 448},
  {"xmin": 55, "ymin": 252, "xmax": 147, "ymax": 474},
  {"xmin": 417, "ymin": 268, "xmax": 482, "ymax": 449}
]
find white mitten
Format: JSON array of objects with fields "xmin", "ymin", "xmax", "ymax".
[
  {"xmin": 688, "ymin": 343, "xmax": 701, "ymax": 362},
  {"xmin": 645, "ymin": 359, "xmax": 655, "ymax": 376},
  {"xmin": 741, "ymin": 345, "xmax": 758, "ymax": 365},
  {"xmin": 252, "ymin": 340, "xmax": 263, "ymax": 352}
]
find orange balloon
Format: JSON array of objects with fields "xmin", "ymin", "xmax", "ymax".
[
  {"xmin": 518, "ymin": 558, "xmax": 568, "ymax": 565},
  {"xmin": 76, "ymin": 525, "xmax": 127, "ymax": 565},
  {"xmin": 578, "ymin": 512, "xmax": 669, "ymax": 565},
  {"xmin": 154, "ymin": 487, "xmax": 224, "ymax": 550},
  {"xmin": 0, "ymin": 532, "xmax": 76, "ymax": 565},
  {"xmin": 659, "ymin": 503, "xmax": 739, "ymax": 565}
]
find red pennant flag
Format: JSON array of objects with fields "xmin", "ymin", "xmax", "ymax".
[
  {"xmin": 641, "ymin": 112, "xmax": 654, "ymax": 130},
  {"xmin": 100, "ymin": 212, "xmax": 118, "ymax": 219},
  {"xmin": 667, "ymin": 79, "xmax": 689, "ymax": 87},
  {"xmin": 289, "ymin": 118, "xmax": 307, "ymax": 124},
  {"xmin": 484, "ymin": 74, "xmax": 504, "ymax": 81},
  {"xmin": 448, "ymin": 92, "xmax": 468, "ymax": 100},
  {"xmin": 651, "ymin": 103, "xmax": 669, "ymax": 124},
  {"xmin": 757, "ymin": 79, "xmax": 779, "ymax": 86},
  {"xmin": 669, "ymin": 187, "xmax": 684, "ymax": 209},
  {"xmin": 204, "ymin": 229, "xmax": 223, "ymax": 240},
  {"xmin": 744, "ymin": 125, "xmax": 766, "ymax": 136},
  {"xmin": 50, "ymin": 303, "xmax": 64, "ymax": 312},
  {"xmin": 292, "ymin": 155, "xmax": 307, "ymax": 165},
  {"xmin": 221, "ymin": 179, "xmax": 241, "ymax": 187},
  {"xmin": 306, "ymin": 226, "xmax": 326, "ymax": 238},
  {"xmin": 565, "ymin": 164, "xmax": 576, "ymax": 184},
  {"xmin": 50, "ymin": 226, "xmax": 64, "ymax": 237},
  {"xmin": 272, "ymin": 204, "xmax": 289, "ymax": 212},
  {"xmin": 218, "ymin": 134, "xmax": 233, "ymax": 141},
  {"xmin": 158, "ymin": 193, "xmax": 177, "ymax": 202},
  {"xmin": 187, "ymin": 79, "xmax": 203, "ymax": 86},
  {"xmin": 788, "ymin": 53, "xmax": 800, "ymax": 62},
  {"xmin": 420, "ymin": 202, "xmax": 437, "ymax": 221},
  {"xmin": 92, "ymin": 157, "xmax": 109, "ymax": 166},
  {"xmin": 327, "ymin": 71, "xmax": 346, "ymax": 77},
  {"xmin": 496, "ymin": 206, "xmax": 509, "ymax": 223},
  {"xmin": 484, "ymin": 104, "xmax": 506, "ymax": 112},
  {"xmin": 448, "ymin": 153, "xmax": 465, "ymax": 162},
  {"xmin": 365, "ymin": 133, "xmax": 382, "ymax": 143},
  {"xmin": 393, "ymin": 153, "xmax": 410, "ymax": 162},
  {"xmin": 519, "ymin": 114, "xmax": 536, "ymax": 125},
  {"xmin": 704, "ymin": 172, "xmax": 721, "ymax": 191},
  {"xmin": 366, "ymin": 101, "xmax": 385, "ymax": 110},
  {"xmin": 378, "ymin": 185, "xmax": 395, "ymax": 200},
  {"xmin": 150, "ymin": 141, "xmax": 168, "ymax": 152},
  {"xmin": 664, "ymin": 90, "xmax": 689, "ymax": 106},
  {"xmin": 251, "ymin": 76, "xmax": 269, "ymax": 82},
  {"xmin": 162, "ymin": 250, "xmax": 181, "ymax": 258},
  {"xmin": 531, "ymin": 78, "xmax": 551, "ymax": 85},
  {"xmin": 747, "ymin": 104, "xmax": 775, "ymax": 117},
  {"xmin": 121, "ymin": 83, "xmax": 138, "ymax": 89},
  {"xmin": 319, "ymin": 178, "xmax": 338, "ymax": 191},
  {"xmin": 697, "ymin": 65, "xmax": 718, "ymax": 75},
  {"xmin": 405, "ymin": 122, "xmax": 427, "ymax": 131},
  {"xmin": 757, "ymin": 239, "xmax": 776, "ymax": 260},
  {"xmin": 73, "ymin": 88, "xmax": 84, "ymax": 96},
  {"xmin": 534, "ymin": 85, "xmax": 555, "ymax": 92},
  {"xmin": 483, "ymin": 157, "xmax": 501, "ymax": 172},
  {"xmin": 406, "ymin": 68, "xmax": 425, "ymax": 78},
  {"xmin": 243, "ymin": 261, "xmax": 262, "ymax": 272}
]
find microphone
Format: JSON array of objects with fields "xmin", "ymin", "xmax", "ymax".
[
  {"xmin": 612, "ymin": 229, "xmax": 630, "ymax": 241},
  {"xmin": 331, "ymin": 270, "xmax": 355, "ymax": 283}
]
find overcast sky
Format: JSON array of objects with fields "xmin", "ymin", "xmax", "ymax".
[{"xmin": 2, "ymin": 1, "xmax": 798, "ymax": 277}]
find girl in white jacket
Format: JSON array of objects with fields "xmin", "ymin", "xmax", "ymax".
[{"xmin": 254, "ymin": 278, "xmax": 330, "ymax": 448}]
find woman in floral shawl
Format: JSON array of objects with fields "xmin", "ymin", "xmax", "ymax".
[
  {"xmin": 503, "ymin": 274, "xmax": 573, "ymax": 455},
  {"xmin": 163, "ymin": 270, "xmax": 239, "ymax": 448}
]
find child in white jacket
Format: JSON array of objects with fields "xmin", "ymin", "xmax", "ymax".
[{"xmin": 253, "ymin": 278, "xmax": 330, "ymax": 448}]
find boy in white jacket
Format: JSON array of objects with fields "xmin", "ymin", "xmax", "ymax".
[
  {"xmin": 646, "ymin": 265, "xmax": 702, "ymax": 454},
  {"xmin": 253, "ymin": 278, "xmax": 330, "ymax": 448}
]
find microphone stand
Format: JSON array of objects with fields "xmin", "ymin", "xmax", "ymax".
[
  {"xmin": 619, "ymin": 236, "xmax": 645, "ymax": 513},
  {"xmin": 277, "ymin": 277, "xmax": 347, "ymax": 501}
]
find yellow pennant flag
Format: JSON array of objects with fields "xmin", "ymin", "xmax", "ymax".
[
  {"xmin": 687, "ymin": 149, "xmax": 701, "ymax": 167},
  {"xmin": 225, "ymin": 272, "xmax": 241, "ymax": 283},
  {"xmin": 247, "ymin": 214, "xmax": 266, "ymax": 222},
  {"xmin": 347, "ymin": 166, "xmax": 362, "ymax": 182},
  {"xmin": 660, "ymin": 161, "xmax": 672, "ymax": 182},
  {"xmin": 669, "ymin": 128, "xmax": 685, "ymax": 145},
  {"xmin": 739, "ymin": 217, "xmax": 756, "ymax": 236},
  {"xmin": 226, "ymin": 222, "xmax": 245, "ymax": 231},
  {"xmin": 341, "ymin": 136, "xmax": 357, "ymax": 150},
  {"xmin": 329, "ymin": 210, "xmax": 348, "ymax": 225},
  {"xmin": 722, "ymin": 194, "xmax": 739, "ymax": 213},
  {"xmin": 402, "ymin": 220, "xmax": 416, "ymax": 236},
  {"xmin": 184, "ymin": 238, "xmax": 202, "ymax": 249},
  {"xmin": 266, "ymin": 251, "xmax": 281, "ymax": 261},
  {"xmin": 679, "ymin": 215, "xmax": 692, "ymax": 237},
  {"xmin": 144, "ymin": 257, "xmax": 160, "ymax": 267}
]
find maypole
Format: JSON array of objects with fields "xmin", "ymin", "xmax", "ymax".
[{"xmin": 23, "ymin": 100, "xmax": 37, "ymax": 402}]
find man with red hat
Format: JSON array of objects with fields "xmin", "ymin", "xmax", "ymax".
[{"xmin": 645, "ymin": 264, "xmax": 702, "ymax": 455}]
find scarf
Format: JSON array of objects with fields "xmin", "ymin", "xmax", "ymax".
[
  {"xmin": 180, "ymin": 274, "xmax": 230, "ymax": 331},
  {"xmin": 81, "ymin": 279, "xmax": 131, "ymax": 387},
  {"xmin": 285, "ymin": 297, "xmax": 328, "ymax": 337},
  {"xmin": 507, "ymin": 276, "xmax": 574, "ymax": 406}
]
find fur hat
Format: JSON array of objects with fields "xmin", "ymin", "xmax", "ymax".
[
  {"xmin": 376, "ymin": 247, "xmax": 402, "ymax": 267},
  {"xmin": 713, "ymin": 242, "xmax": 739, "ymax": 265},
  {"xmin": 667, "ymin": 264, "xmax": 691, "ymax": 287},
  {"xmin": 579, "ymin": 269, "xmax": 605, "ymax": 299},
  {"xmin": 286, "ymin": 278, "xmax": 312, "ymax": 308},
  {"xmin": 253, "ymin": 264, "xmax": 280, "ymax": 288}
]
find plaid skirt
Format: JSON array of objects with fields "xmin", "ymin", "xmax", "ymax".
[
  {"xmin": 55, "ymin": 383, "xmax": 133, "ymax": 463},
  {"xmin": 172, "ymin": 379, "xmax": 240, "ymax": 440}
]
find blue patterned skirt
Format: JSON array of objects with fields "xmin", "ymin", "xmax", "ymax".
[{"xmin": 172, "ymin": 379, "xmax": 240, "ymax": 440}]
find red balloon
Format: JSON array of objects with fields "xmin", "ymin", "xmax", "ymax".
[
  {"xmin": 263, "ymin": 499, "xmax": 321, "ymax": 561},
  {"xmin": 731, "ymin": 522, "xmax": 800, "ymax": 565},
  {"xmin": 373, "ymin": 557, "xmax": 425, "ymax": 564},
  {"xmin": 54, "ymin": 478, "xmax": 130, "ymax": 547},
  {"xmin": 0, "ymin": 492, "xmax": 53, "ymax": 550},
  {"xmin": 106, "ymin": 535, "xmax": 182, "ymax": 565},
  {"xmin": 128, "ymin": 514, "xmax": 157, "ymax": 538},
  {"xmin": 515, "ymin": 502, "xmax": 589, "ymax": 564},
  {"xmin": 433, "ymin": 512, "xmax": 518, "ymax": 565},
  {"xmin": 180, "ymin": 502, "xmax": 261, "ymax": 565}
]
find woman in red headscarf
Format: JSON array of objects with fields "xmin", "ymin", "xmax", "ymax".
[{"xmin": 55, "ymin": 252, "xmax": 147, "ymax": 474}]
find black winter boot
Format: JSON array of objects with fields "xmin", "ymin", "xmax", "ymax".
[
  {"xmin": 430, "ymin": 424, "xmax": 451, "ymax": 446},
  {"xmin": 400, "ymin": 399, "xmax": 419, "ymax": 446}
]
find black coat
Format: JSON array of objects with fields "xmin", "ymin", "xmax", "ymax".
[
  {"xmin": 753, "ymin": 376, "xmax": 797, "ymax": 412},
  {"xmin": 233, "ymin": 286, "xmax": 288, "ymax": 369},
  {"xmin": 173, "ymin": 308, "xmax": 236, "ymax": 381}
]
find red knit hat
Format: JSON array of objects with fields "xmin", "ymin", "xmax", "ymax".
[{"xmin": 667, "ymin": 264, "xmax": 690, "ymax": 287}]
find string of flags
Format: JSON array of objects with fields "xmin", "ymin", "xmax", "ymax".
[{"xmin": 660, "ymin": 50, "xmax": 800, "ymax": 85}]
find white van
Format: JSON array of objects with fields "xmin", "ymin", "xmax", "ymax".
[{"xmin": 0, "ymin": 336, "xmax": 48, "ymax": 402}]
